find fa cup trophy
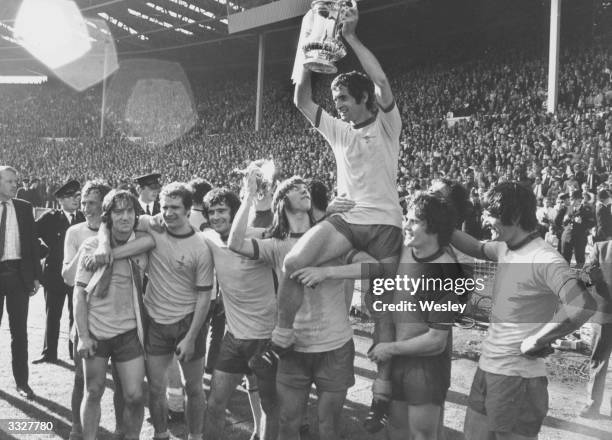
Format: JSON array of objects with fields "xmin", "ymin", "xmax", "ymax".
[{"xmin": 301, "ymin": 1, "xmax": 352, "ymax": 74}]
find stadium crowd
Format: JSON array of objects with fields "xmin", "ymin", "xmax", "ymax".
[{"xmin": 2, "ymin": 42, "xmax": 612, "ymax": 206}]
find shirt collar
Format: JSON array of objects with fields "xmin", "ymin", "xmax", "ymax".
[{"xmin": 352, "ymin": 114, "xmax": 377, "ymax": 130}]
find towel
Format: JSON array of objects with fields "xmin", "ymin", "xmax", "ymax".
[{"xmin": 84, "ymin": 233, "xmax": 146, "ymax": 349}]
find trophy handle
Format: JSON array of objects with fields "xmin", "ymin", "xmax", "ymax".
[{"xmin": 335, "ymin": 0, "xmax": 353, "ymax": 39}]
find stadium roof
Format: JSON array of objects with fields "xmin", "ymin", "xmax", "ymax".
[
  {"xmin": 0, "ymin": 0, "xmax": 416, "ymax": 72},
  {"xmin": 0, "ymin": 0, "xmax": 241, "ymax": 55}
]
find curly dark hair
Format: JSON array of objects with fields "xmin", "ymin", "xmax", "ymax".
[
  {"xmin": 412, "ymin": 193, "xmax": 457, "ymax": 247},
  {"xmin": 204, "ymin": 188, "xmax": 241, "ymax": 221},
  {"xmin": 331, "ymin": 71, "xmax": 377, "ymax": 113},
  {"xmin": 485, "ymin": 182, "xmax": 538, "ymax": 231}
]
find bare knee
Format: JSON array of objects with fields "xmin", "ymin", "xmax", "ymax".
[
  {"xmin": 123, "ymin": 387, "xmax": 144, "ymax": 406},
  {"xmin": 148, "ymin": 379, "xmax": 166, "ymax": 399},
  {"xmin": 85, "ymin": 383, "xmax": 104, "ymax": 402},
  {"xmin": 183, "ymin": 378, "xmax": 204, "ymax": 399}
]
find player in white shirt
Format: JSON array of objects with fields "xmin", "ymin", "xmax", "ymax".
[
  {"xmin": 95, "ymin": 183, "xmax": 214, "ymax": 440},
  {"xmin": 265, "ymin": 4, "xmax": 403, "ymax": 431},
  {"xmin": 452, "ymin": 182, "xmax": 595, "ymax": 440},
  {"xmin": 62, "ymin": 180, "xmax": 113, "ymax": 440},
  {"xmin": 229, "ymin": 170, "xmax": 377, "ymax": 439},
  {"xmin": 202, "ymin": 187, "xmax": 278, "ymax": 440}
]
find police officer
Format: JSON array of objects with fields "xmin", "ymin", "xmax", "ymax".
[
  {"xmin": 134, "ymin": 173, "xmax": 161, "ymax": 216},
  {"xmin": 33, "ymin": 180, "xmax": 84, "ymax": 364},
  {"xmin": 561, "ymin": 189, "xmax": 595, "ymax": 268}
]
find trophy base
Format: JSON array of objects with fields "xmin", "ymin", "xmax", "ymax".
[{"xmin": 304, "ymin": 58, "xmax": 338, "ymax": 74}]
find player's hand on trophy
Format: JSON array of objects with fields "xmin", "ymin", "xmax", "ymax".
[
  {"xmin": 244, "ymin": 165, "xmax": 260, "ymax": 199},
  {"xmin": 327, "ymin": 193, "xmax": 356, "ymax": 214},
  {"xmin": 340, "ymin": 1, "xmax": 358, "ymax": 38}
]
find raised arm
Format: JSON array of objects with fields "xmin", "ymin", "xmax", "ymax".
[
  {"xmin": 228, "ymin": 169, "xmax": 258, "ymax": 258},
  {"xmin": 294, "ymin": 68, "xmax": 319, "ymax": 124},
  {"xmin": 341, "ymin": 3, "xmax": 393, "ymax": 109}
]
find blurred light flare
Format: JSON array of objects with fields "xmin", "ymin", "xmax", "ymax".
[{"xmin": 13, "ymin": 0, "xmax": 91, "ymax": 69}]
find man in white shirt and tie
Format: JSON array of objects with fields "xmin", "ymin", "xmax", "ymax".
[{"xmin": 0, "ymin": 165, "xmax": 41, "ymax": 399}]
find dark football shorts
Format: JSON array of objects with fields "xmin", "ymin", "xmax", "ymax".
[
  {"xmin": 215, "ymin": 332, "xmax": 271, "ymax": 376},
  {"xmin": 467, "ymin": 367, "xmax": 549, "ymax": 438},
  {"xmin": 277, "ymin": 339, "xmax": 355, "ymax": 393},
  {"xmin": 145, "ymin": 313, "xmax": 207, "ymax": 359},
  {"xmin": 91, "ymin": 328, "xmax": 143, "ymax": 363}
]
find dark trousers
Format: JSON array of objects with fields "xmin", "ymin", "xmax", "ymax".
[
  {"xmin": 561, "ymin": 237, "xmax": 587, "ymax": 267},
  {"xmin": 0, "ymin": 263, "xmax": 30, "ymax": 386},
  {"xmin": 42, "ymin": 283, "xmax": 73, "ymax": 359},
  {"xmin": 587, "ymin": 323, "xmax": 612, "ymax": 410}
]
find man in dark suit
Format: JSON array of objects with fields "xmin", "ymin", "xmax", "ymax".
[
  {"xmin": 0, "ymin": 165, "xmax": 41, "ymax": 399},
  {"xmin": 580, "ymin": 241, "xmax": 612, "ymax": 418},
  {"xmin": 554, "ymin": 193, "xmax": 570, "ymax": 252},
  {"xmin": 33, "ymin": 180, "xmax": 84, "ymax": 364},
  {"xmin": 134, "ymin": 173, "xmax": 161, "ymax": 216},
  {"xmin": 585, "ymin": 165, "xmax": 602, "ymax": 194},
  {"xmin": 595, "ymin": 189, "xmax": 612, "ymax": 242}
]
